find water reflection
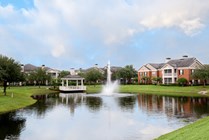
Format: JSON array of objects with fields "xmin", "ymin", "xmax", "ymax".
[
  {"xmin": 117, "ymin": 96, "xmax": 137, "ymax": 111},
  {"xmin": 137, "ymin": 94, "xmax": 209, "ymax": 120},
  {"xmin": 0, "ymin": 93, "xmax": 209, "ymax": 140},
  {"xmin": 85, "ymin": 96, "xmax": 103, "ymax": 112},
  {"xmin": 0, "ymin": 112, "xmax": 26, "ymax": 140}
]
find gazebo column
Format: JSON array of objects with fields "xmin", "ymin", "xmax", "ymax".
[
  {"xmin": 81, "ymin": 79, "xmax": 84, "ymax": 87},
  {"xmin": 62, "ymin": 79, "xmax": 64, "ymax": 86},
  {"xmin": 66, "ymin": 79, "xmax": 69, "ymax": 87},
  {"xmin": 76, "ymin": 80, "xmax": 78, "ymax": 86}
]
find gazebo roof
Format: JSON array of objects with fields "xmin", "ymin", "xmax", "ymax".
[{"xmin": 61, "ymin": 75, "xmax": 84, "ymax": 80}]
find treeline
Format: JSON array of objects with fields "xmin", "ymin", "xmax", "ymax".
[
  {"xmin": 60, "ymin": 65, "xmax": 138, "ymax": 85},
  {"xmin": 0, "ymin": 54, "xmax": 139, "ymax": 94}
]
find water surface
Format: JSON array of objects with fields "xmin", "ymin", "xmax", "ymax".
[{"xmin": 0, "ymin": 93, "xmax": 209, "ymax": 140}]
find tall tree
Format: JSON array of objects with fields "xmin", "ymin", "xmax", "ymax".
[
  {"xmin": 29, "ymin": 68, "xmax": 51, "ymax": 88},
  {"xmin": 192, "ymin": 65, "xmax": 209, "ymax": 87},
  {"xmin": 85, "ymin": 69, "xmax": 103, "ymax": 85},
  {"xmin": 118, "ymin": 65, "xmax": 137, "ymax": 84},
  {"xmin": 59, "ymin": 70, "xmax": 70, "ymax": 78},
  {"xmin": 0, "ymin": 55, "xmax": 22, "ymax": 95}
]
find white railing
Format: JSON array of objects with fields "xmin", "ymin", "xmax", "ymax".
[
  {"xmin": 59, "ymin": 86, "xmax": 86, "ymax": 91},
  {"xmin": 164, "ymin": 73, "xmax": 172, "ymax": 76},
  {"xmin": 164, "ymin": 73, "xmax": 177, "ymax": 77}
]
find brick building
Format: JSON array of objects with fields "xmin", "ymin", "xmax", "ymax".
[{"xmin": 138, "ymin": 56, "xmax": 203, "ymax": 84}]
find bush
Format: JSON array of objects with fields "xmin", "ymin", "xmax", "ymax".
[{"xmin": 177, "ymin": 78, "xmax": 188, "ymax": 86}]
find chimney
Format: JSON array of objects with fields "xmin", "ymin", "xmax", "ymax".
[
  {"xmin": 95, "ymin": 64, "xmax": 98, "ymax": 68},
  {"xmin": 182, "ymin": 55, "xmax": 188, "ymax": 58},
  {"xmin": 70, "ymin": 68, "xmax": 75, "ymax": 75},
  {"xmin": 42, "ymin": 65, "xmax": 45, "ymax": 70},
  {"xmin": 165, "ymin": 58, "xmax": 171, "ymax": 63},
  {"xmin": 21, "ymin": 64, "xmax": 24, "ymax": 72}
]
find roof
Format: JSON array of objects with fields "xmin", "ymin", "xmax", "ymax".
[
  {"xmin": 149, "ymin": 63, "xmax": 165, "ymax": 69},
  {"xmin": 24, "ymin": 64, "xmax": 37, "ymax": 72},
  {"xmin": 62, "ymin": 75, "xmax": 84, "ymax": 80},
  {"xmin": 83, "ymin": 67, "xmax": 105, "ymax": 74},
  {"xmin": 167, "ymin": 57, "xmax": 196, "ymax": 67},
  {"xmin": 103, "ymin": 66, "xmax": 122, "ymax": 72}
]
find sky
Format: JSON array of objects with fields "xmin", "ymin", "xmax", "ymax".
[{"xmin": 0, "ymin": 0, "xmax": 209, "ymax": 70}]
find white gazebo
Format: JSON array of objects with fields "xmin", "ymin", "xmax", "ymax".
[{"xmin": 59, "ymin": 75, "xmax": 86, "ymax": 92}]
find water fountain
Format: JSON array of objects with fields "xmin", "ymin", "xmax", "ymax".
[{"xmin": 101, "ymin": 61, "xmax": 119, "ymax": 95}]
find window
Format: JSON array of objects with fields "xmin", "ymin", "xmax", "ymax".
[
  {"xmin": 140, "ymin": 72, "xmax": 143, "ymax": 76},
  {"xmin": 164, "ymin": 78, "xmax": 172, "ymax": 84},
  {"xmin": 191, "ymin": 69, "xmax": 194, "ymax": 74},
  {"xmin": 179, "ymin": 70, "xmax": 184, "ymax": 75},
  {"xmin": 152, "ymin": 71, "xmax": 156, "ymax": 75},
  {"xmin": 164, "ymin": 69, "xmax": 172, "ymax": 73},
  {"xmin": 144, "ymin": 72, "xmax": 147, "ymax": 76}
]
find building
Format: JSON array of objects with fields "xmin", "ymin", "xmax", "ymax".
[
  {"xmin": 138, "ymin": 56, "xmax": 203, "ymax": 85},
  {"xmin": 22, "ymin": 64, "xmax": 60, "ymax": 85}
]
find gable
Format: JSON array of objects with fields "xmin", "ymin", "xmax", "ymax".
[
  {"xmin": 190, "ymin": 60, "xmax": 203, "ymax": 69},
  {"xmin": 146, "ymin": 64, "xmax": 158, "ymax": 71},
  {"xmin": 138, "ymin": 65, "xmax": 150, "ymax": 72},
  {"xmin": 161, "ymin": 64, "xmax": 174, "ymax": 70}
]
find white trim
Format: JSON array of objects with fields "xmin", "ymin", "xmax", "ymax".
[
  {"xmin": 138, "ymin": 65, "xmax": 150, "ymax": 72},
  {"xmin": 160, "ymin": 63, "xmax": 174, "ymax": 70},
  {"xmin": 146, "ymin": 64, "xmax": 158, "ymax": 71}
]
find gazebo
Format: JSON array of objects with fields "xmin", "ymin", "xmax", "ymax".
[{"xmin": 59, "ymin": 75, "xmax": 86, "ymax": 92}]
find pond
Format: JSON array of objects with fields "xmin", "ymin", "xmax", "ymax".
[{"xmin": 1, "ymin": 93, "xmax": 209, "ymax": 140}]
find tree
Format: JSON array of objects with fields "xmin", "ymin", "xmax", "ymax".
[
  {"xmin": 0, "ymin": 55, "xmax": 22, "ymax": 95},
  {"xmin": 118, "ymin": 65, "xmax": 137, "ymax": 84},
  {"xmin": 177, "ymin": 78, "xmax": 188, "ymax": 86},
  {"xmin": 152, "ymin": 77, "xmax": 162, "ymax": 85},
  {"xmin": 59, "ymin": 70, "xmax": 70, "ymax": 78},
  {"xmin": 141, "ymin": 76, "xmax": 150, "ymax": 84},
  {"xmin": 29, "ymin": 68, "xmax": 51, "ymax": 88},
  {"xmin": 192, "ymin": 65, "xmax": 209, "ymax": 87},
  {"xmin": 85, "ymin": 69, "xmax": 103, "ymax": 85}
]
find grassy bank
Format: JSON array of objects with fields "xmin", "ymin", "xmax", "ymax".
[
  {"xmin": 0, "ymin": 86, "xmax": 58, "ymax": 114},
  {"xmin": 87, "ymin": 85, "xmax": 209, "ymax": 97},
  {"xmin": 156, "ymin": 115, "xmax": 209, "ymax": 140}
]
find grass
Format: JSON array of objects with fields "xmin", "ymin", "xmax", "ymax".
[
  {"xmin": 0, "ymin": 86, "xmax": 58, "ymax": 114},
  {"xmin": 156, "ymin": 116, "xmax": 209, "ymax": 140},
  {"xmin": 87, "ymin": 85, "xmax": 209, "ymax": 97}
]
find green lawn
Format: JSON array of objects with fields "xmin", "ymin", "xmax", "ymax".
[
  {"xmin": 156, "ymin": 116, "xmax": 209, "ymax": 140},
  {"xmin": 87, "ymin": 85, "xmax": 209, "ymax": 97},
  {"xmin": 0, "ymin": 86, "xmax": 58, "ymax": 114}
]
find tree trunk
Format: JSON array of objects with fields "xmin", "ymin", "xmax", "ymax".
[{"xmin": 3, "ymin": 80, "xmax": 7, "ymax": 96}]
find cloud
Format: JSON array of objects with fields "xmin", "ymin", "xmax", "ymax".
[
  {"xmin": 51, "ymin": 44, "xmax": 65, "ymax": 58},
  {"xmin": 0, "ymin": 0, "xmax": 209, "ymax": 69},
  {"xmin": 180, "ymin": 18, "xmax": 205, "ymax": 36}
]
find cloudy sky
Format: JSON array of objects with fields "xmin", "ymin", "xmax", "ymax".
[{"xmin": 0, "ymin": 0, "xmax": 209, "ymax": 70}]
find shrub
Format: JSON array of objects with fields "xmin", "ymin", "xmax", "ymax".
[{"xmin": 177, "ymin": 78, "xmax": 188, "ymax": 86}]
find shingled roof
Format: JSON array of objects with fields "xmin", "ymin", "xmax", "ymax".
[
  {"xmin": 24, "ymin": 64, "xmax": 37, "ymax": 72},
  {"xmin": 167, "ymin": 57, "xmax": 196, "ymax": 67},
  {"xmin": 149, "ymin": 63, "xmax": 165, "ymax": 69},
  {"xmin": 62, "ymin": 75, "xmax": 84, "ymax": 80}
]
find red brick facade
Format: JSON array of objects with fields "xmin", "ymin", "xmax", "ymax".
[{"xmin": 138, "ymin": 57, "xmax": 203, "ymax": 85}]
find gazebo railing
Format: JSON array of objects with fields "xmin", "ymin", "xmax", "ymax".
[{"xmin": 59, "ymin": 86, "xmax": 86, "ymax": 91}]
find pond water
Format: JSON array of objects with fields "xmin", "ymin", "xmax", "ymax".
[{"xmin": 1, "ymin": 93, "xmax": 209, "ymax": 140}]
